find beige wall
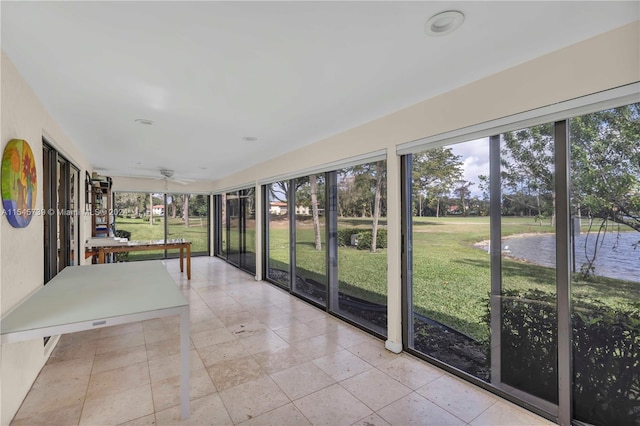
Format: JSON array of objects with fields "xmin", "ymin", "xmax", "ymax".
[{"xmin": 0, "ymin": 53, "xmax": 92, "ymax": 425}]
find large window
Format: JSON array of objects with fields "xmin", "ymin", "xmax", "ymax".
[
  {"xmin": 403, "ymin": 102, "xmax": 639, "ymax": 424},
  {"xmin": 166, "ymin": 193, "xmax": 209, "ymax": 257},
  {"xmin": 214, "ymin": 188, "xmax": 256, "ymax": 274},
  {"xmin": 499, "ymin": 124, "xmax": 558, "ymax": 406},
  {"xmin": 260, "ymin": 161, "xmax": 388, "ymax": 336},
  {"xmin": 293, "ymin": 174, "xmax": 327, "ymax": 306},
  {"xmin": 407, "ymin": 139, "xmax": 494, "ymax": 381},
  {"xmin": 265, "ymin": 181, "xmax": 291, "ymax": 289},
  {"xmin": 113, "ymin": 192, "xmax": 210, "ymax": 260},
  {"xmin": 333, "ymin": 161, "xmax": 387, "ymax": 335},
  {"xmin": 43, "ymin": 142, "xmax": 79, "ymax": 282},
  {"xmin": 569, "ymin": 104, "xmax": 639, "ymax": 426},
  {"xmin": 42, "ymin": 141, "xmax": 79, "ymax": 346}
]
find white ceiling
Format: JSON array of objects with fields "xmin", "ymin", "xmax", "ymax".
[{"xmin": 2, "ymin": 1, "xmax": 638, "ymax": 182}]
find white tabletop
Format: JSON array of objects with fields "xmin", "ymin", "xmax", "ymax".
[{"xmin": 1, "ymin": 261, "xmax": 188, "ymax": 336}]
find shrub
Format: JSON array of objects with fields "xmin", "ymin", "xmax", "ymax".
[
  {"xmin": 337, "ymin": 228, "xmax": 357, "ymax": 247},
  {"xmin": 487, "ymin": 289, "xmax": 640, "ymax": 425},
  {"xmin": 572, "ymin": 299, "xmax": 640, "ymax": 425},
  {"xmin": 497, "ymin": 289, "xmax": 558, "ymax": 403},
  {"xmin": 337, "ymin": 228, "xmax": 388, "ymax": 250}
]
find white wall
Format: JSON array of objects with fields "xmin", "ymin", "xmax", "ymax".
[
  {"xmin": 210, "ymin": 22, "xmax": 639, "ymax": 350},
  {"xmin": 0, "ymin": 52, "xmax": 92, "ymax": 426}
]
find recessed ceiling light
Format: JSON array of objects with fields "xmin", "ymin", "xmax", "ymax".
[
  {"xmin": 135, "ymin": 118, "xmax": 154, "ymax": 126},
  {"xmin": 242, "ymin": 137, "xmax": 258, "ymax": 142},
  {"xmin": 425, "ymin": 10, "xmax": 464, "ymax": 36}
]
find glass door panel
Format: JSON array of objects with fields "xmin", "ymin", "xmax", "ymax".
[
  {"xmin": 408, "ymin": 140, "xmax": 492, "ymax": 380},
  {"xmin": 240, "ymin": 188, "xmax": 256, "ymax": 274},
  {"xmin": 500, "ymin": 124, "xmax": 557, "ymax": 404},
  {"xmin": 167, "ymin": 194, "xmax": 209, "ymax": 256},
  {"xmin": 226, "ymin": 191, "xmax": 241, "ymax": 266},
  {"xmin": 219, "ymin": 193, "xmax": 227, "ymax": 259},
  {"xmin": 266, "ymin": 181, "xmax": 291, "ymax": 288},
  {"xmin": 293, "ymin": 174, "xmax": 327, "ymax": 306},
  {"xmin": 570, "ymin": 104, "xmax": 640, "ymax": 425},
  {"xmin": 334, "ymin": 161, "xmax": 388, "ymax": 335}
]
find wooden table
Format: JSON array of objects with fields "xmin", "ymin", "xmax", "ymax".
[
  {"xmin": 1, "ymin": 261, "xmax": 191, "ymax": 419},
  {"xmin": 86, "ymin": 239, "xmax": 191, "ymax": 279}
]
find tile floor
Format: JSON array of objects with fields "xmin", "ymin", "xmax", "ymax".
[{"xmin": 12, "ymin": 257, "xmax": 555, "ymax": 425}]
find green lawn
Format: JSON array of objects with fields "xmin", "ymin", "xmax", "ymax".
[
  {"xmin": 268, "ymin": 219, "xmax": 389, "ymax": 305},
  {"xmin": 414, "ymin": 217, "xmax": 637, "ymax": 340},
  {"xmin": 270, "ymin": 216, "xmax": 638, "ymax": 341},
  {"xmin": 114, "ymin": 217, "xmax": 209, "ymax": 260}
]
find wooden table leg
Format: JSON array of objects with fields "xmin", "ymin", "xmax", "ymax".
[
  {"xmin": 98, "ymin": 249, "xmax": 105, "ymax": 264},
  {"xmin": 179, "ymin": 247, "xmax": 184, "ymax": 273},
  {"xmin": 186, "ymin": 244, "xmax": 191, "ymax": 280}
]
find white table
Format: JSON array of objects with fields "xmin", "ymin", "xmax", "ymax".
[{"xmin": 1, "ymin": 261, "xmax": 190, "ymax": 419}]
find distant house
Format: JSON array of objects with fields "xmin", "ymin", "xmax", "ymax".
[
  {"xmin": 269, "ymin": 201, "xmax": 288, "ymax": 215},
  {"xmin": 152, "ymin": 205, "xmax": 165, "ymax": 215},
  {"xmin": 296, "ymin": 205, "xmax": 310, "ymax": 215}
]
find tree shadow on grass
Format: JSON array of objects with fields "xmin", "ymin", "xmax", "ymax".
[
  {"xmin": 411, "ymin": 221, "xmax": 445, "ymax": 227},
  {"xmin": 295, "ymin": 241, "xmax": 325, "ymax": 249},
  {"xmin": 338, "ymin": 218, "xmax": 388, "ymax": 227},
  {"xmin": 455, "ymin": 257, "xmax": 638, "ymax": 306},
  {"xmin": 454, "ymin": 257, "xmax": 556, "ymax": 288}
]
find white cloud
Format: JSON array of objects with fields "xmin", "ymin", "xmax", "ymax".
[{"xmin": 450, "ymin": 138, "xmax": 490, "ymax": 196}]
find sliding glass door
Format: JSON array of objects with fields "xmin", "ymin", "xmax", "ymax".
[
  {"xmin": 113, "ymin": 191, "xmax": 210, "ymax": 260},
  {"xmin": 292, "ymin": 174, "xmax": 328, "ymax": 306},
  {"xmin": 403, "ymin": 102, "xmax": 639, "ymax": 424},
  {"xmin": 265, "ymin": 181, "xmax": 291, "ymax": 289},
  {"xmin": 43, "ymin": 141, "xmax": 79, "ymax": 283},
  {"xmin": 569, "ymin": 104, "xmax": 639, "ymax": 425},
  {"xmin": 332, "ymin": 161, "xmax": 387, "ymax": 335},
  {"xmin": 261, "ymin": 162, "xmax": 388, "ymax": 336},
  {"xmin": 407, "ymin": 139, "xmax": 495, "ymax": 382},
  {"xmin": 214, "ymin": 188, "xmax": 256, "ymax": 274}
]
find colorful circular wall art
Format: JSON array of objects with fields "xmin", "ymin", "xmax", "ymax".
[{"xmin": 2, "ymin": 139, "xmax": 37, "ymax": 228}]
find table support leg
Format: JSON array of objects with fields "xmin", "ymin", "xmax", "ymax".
[
  {"xmin": 180, "ymin": 306, "xmax": 190, "ymax": 419},
  {"xmin": 186, "ymin": 245, "xmax": 191, "ymax": 280},
  {"xmin": 179, "ymin": 248, "xmax": 184, "ymax": 273},
  {"xmin": 98, "ymin": 249, "xmax": 105, "ymax": 264}
]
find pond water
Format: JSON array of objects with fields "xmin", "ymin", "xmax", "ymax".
[{"xmin": 497, "ymin": 232, "xmax": 639, "ymax": 282}]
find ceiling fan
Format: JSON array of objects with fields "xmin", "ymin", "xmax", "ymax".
[
  {"xmin": 122, "ymin": 167, "xmax": 195, "ymax": 185},
  {"xmin": 158, "ymin": 169, "xmax": 194, "ymax": 185}
]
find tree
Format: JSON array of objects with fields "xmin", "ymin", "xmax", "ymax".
[
  {"xmin": 182, "ymin": 194, "xmax": 190, "ymax": 227},
  {"xmin": 412, "ymin": 148, "xmax": 463, "ymax": 217},
  {"xmin": 338, "ymin": 161, "xmax": 387, "ymax": 251},
  {"xmin": 570, "ymin": 103, "xmax": 640, "ymax": 276},
  {"xmin": 269, "ymin": 181, "xmax": 289, "ymax": 204},
  {"xmin": 170, "ymin": 195, "xmax": 177, "ymax": 219},
  {"xmin": 371, "ymin": 161, "xmax": 385, "ymax": 252},
  {"xmin": 571, "ymin": 103, "xmax": 640, "ymax": 232},
  {"xmin": 190, "ymin": 194, "xmax": 208, "ymax": 217},
  {"xmin": 309, "ymin": 175, "xmax": 322, "ymax": 251},
  {"xmin": 453, "ymin": 180, "xmax": 474, "ymax": 216},
  {"xmin": 114, "ymin": 192, "xmax": 147, "ymax": 218},
  {"xmin": 149, "ymin": 193, "xmax": 154, "ymax": 225},
  {"xmin": 501, "ymin": 124, "xmax": 555, "ymax": 223}
]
